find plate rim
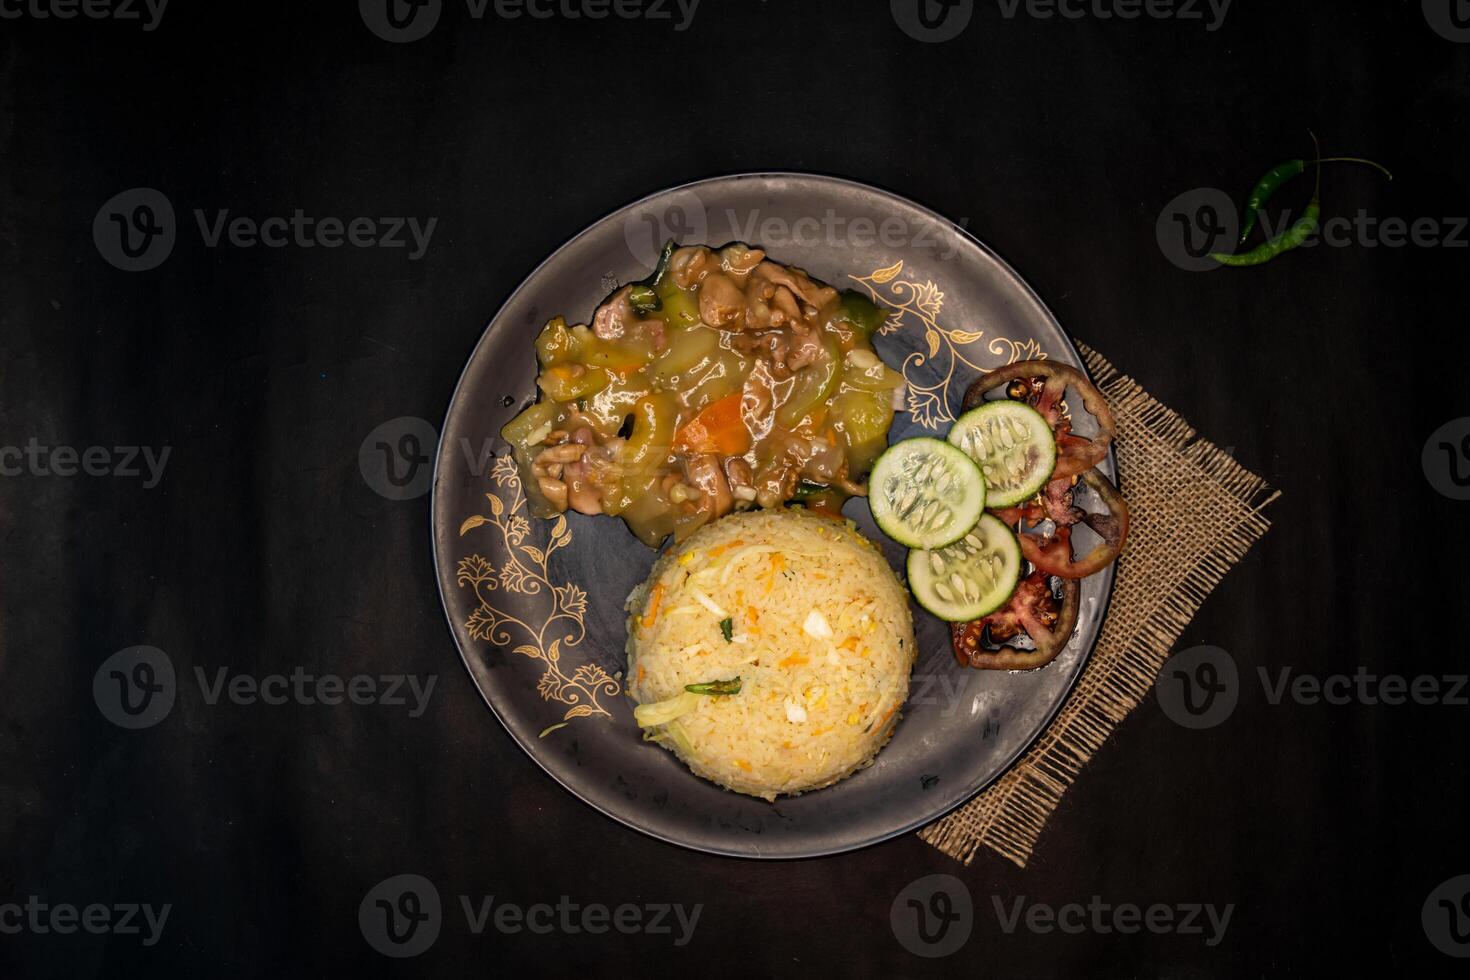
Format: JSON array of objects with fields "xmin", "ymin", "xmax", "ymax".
[{"xmin": 430, "ymin": 170, "xmax": 1117, "ymax": 860}]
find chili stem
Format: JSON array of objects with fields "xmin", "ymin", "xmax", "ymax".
[
  {"xmin": 1306, "ymin": 157, "xmax": 1394, "ymax": 180},
  {"xmin": 1310, "ymin": 131, "xmax": 1322, "ymax": 201}
]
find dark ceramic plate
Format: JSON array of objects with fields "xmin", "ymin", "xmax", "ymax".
[{"xmin": 432, "ymin": 174, "xmax": 1116, "ymax": 858}]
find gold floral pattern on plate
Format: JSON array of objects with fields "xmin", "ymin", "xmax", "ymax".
[
  {"xmin": 848, "ymin": 259, "xmax": 1048, "ymax": 430},
  {"xmin": 456, "ymin": 456, "xmax": 620, "ymax": 734}
]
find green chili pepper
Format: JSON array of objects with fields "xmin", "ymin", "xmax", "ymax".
[
  {"xmin": 686, "ymin": 677, "xmax": 741, "ymax": 696},
  {"xmin": 792, "ymin": 480, "xmax": 830, "ymax": 501},
  {"xmin": 1213, "ymin": 201, "xmax": 1322, "ymax": 266},
  {"xmin": 627, "ymin": 284, "xmax": 661, "ymax": 314},
  {"xmin": 1213, "ymin": 160, "xmax": 1323, "ymax": 266},
  {"xmin": 1236, "ymin": 133, "xmax": 1392, "ymax": 245},
  {"xmin": 718, "ymin": 617, "xmax": 733, "ymax": 642},
  {"xmin": 1237, "ymin": 159, "xmax": 1308, "ymax": 246}
]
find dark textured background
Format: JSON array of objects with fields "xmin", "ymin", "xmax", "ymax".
[{"xmin": 3, "ymin": 1, "xmax": 1469, "ymax": 976}]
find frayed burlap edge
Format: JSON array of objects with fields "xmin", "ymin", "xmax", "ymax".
[{"xmin": 917, "ymin": 343, "xmax": 1280, "ymax": 867}]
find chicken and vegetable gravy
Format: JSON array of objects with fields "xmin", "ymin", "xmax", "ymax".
[{"xmin": 501, "ymin": 241, "xmax": 903, "ymax": 546}]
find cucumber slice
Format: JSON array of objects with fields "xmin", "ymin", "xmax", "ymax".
[
  {"xmin": 947, "ymin": 400, "xmax": 1057, "ymax": 508},
  {"xmin": 906, "ymin": 514, "xmax": 1023, "ymax": 621},
  {"xmin": 868, "ymin": 438, "xmax": 985, "ymax": 549}
]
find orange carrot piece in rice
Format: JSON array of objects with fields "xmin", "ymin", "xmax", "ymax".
[{"xmin": 640, "ymin": 583, "xmax": 664, "ymax": 629}]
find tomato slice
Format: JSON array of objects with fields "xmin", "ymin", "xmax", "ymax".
[
  {"xmin": 951, "ymin": 572, "xmax": 1080, "ymax": 670},
  {"xmin": 1013, "ymin": 468, "xmax": 1130, "ymax": 579}
]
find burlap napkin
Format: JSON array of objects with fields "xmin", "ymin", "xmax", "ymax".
[{"xmin": 919, "ymin": 343, "xmax": 1279, "ymax": 867}]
